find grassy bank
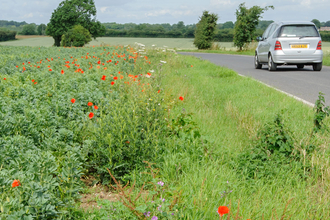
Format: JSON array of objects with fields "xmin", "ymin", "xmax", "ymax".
[{"xmin": 79, "ymin": 49, "xmax": 330, "ymax": 219}]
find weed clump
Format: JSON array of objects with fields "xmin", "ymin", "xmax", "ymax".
[{"xmin": 235, "ymin": 114, "xmax": 303, "ymax": 179}]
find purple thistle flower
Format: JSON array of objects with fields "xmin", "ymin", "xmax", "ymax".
[{"xmin": 151, "ymin": 216, "xmax": 158, "ymax": 220}]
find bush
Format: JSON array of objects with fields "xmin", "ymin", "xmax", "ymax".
[
  {"xmin": 235, "ymin": 114, "xmax": 303, "ymax": 179},
  {"xmin": 193, "ymin": 11, "xmax": 218, "ymax": 49},
  {"xmin": 61, "ymin": 25, "xmax": 92, "ymax": 47},
  {"xmin": 0, "ymin": 30, "xmax": 16, "ymax": 41}
]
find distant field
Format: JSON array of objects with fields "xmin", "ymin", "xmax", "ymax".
[{"xmin": 1, "ymin": 36, "xmax": 330, "ymax": 52}]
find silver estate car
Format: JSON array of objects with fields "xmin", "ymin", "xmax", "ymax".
[{"xmin": 255, "ymin": 21, "xmax": 323, "ymax": 71}]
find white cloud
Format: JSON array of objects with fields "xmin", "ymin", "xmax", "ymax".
[
  {"xmin": 22, "ymin": 13, "xmax": 34, "ymax": 18},
  {"xmin": 100, "ymin": 6, "xmax": 108, "ymax": 13}
]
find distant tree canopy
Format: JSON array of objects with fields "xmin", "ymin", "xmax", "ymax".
[
  {"xmin": 193, "ymin": 11, "xmax": 218, "ymax": 49},
  {"xmin": 46, "ymin": 0, "xmax": 105, "ymax": 46},
  {"xmin": 234, "ymin": 3, "xmax": 274, "ymax": 50},
  {"xmin": 37, "ymin": 24, "xmax": 47, "ymax": 35},
  {"xmin": 311, "ymin": 19, "xmax": 321, "ymax": 29},
  {"xmin": 20, "ymin": 23, "xmax": 37, "ymax": 35},
  {"xmin": 325, "ymin": 20, "xmax": 330, "ymax": 27},
  {"xmin": 0, "ymin": 30, "xmax": 16, "ymax": 42},
  {"xmin": 102, "ymin": 22, "xmax": 196, "ymax": 38}
]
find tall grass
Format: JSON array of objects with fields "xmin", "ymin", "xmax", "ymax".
[{"xmin": 76, "ymin": 47, "xmax": 330, "ymax": 219}]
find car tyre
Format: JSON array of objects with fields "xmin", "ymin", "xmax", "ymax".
[
  {"xmin": 313, "ymin": 62, "xmax": 322, "ymax": 71},
  {"xmin": 268, "ymin": 54, "xmax": 277, "ymax": 71},
  {"xmin": 254, "ymin": 53, "xmax": 262, "ymax": 69},
  {"xmin": 297, "ymin": 64, "xmax": 304, "ymax": 69}
]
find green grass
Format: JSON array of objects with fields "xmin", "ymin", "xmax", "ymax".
[
  {"xmin": 156, "ymin": 52, "xmax": 330, "ymax": 219},
  {"xmin": 73, "ymin": 48, "xmax": 330, "ymax": 219}
]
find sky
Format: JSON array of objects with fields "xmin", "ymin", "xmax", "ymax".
[{"xmin": 0, "ymin": 0, "xmax": 329, "ymax": 25}]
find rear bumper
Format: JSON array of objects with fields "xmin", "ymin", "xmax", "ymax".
[{"xmin": 273, "ymin": 50, "xmax": 323, "ymax": 64}]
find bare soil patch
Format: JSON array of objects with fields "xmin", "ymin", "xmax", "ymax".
[
  {"xmin": 16, "ymin": 35, "xmax": 49, "ymax": 39},
  {"xmin": 79, "ymin": 175, "xmax": 118, "ymax": 211}
]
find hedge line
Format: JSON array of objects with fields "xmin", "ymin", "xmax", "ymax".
[
  {"xmin": 0, "ymin": 30, "xmax": 16, "ymax": 42},
  {"xmin": 320, "ymin": 31, "xmax": 330, "ymax": 42}
]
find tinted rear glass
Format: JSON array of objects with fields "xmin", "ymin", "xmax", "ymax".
[{"xmin": 278, "ymin": 25, "xmax": 319, "ymax": 38}]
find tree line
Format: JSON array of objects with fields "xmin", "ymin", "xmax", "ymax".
[{"xmin": 0, "ymin": 0, "xmax": 330, "ymax": 46}]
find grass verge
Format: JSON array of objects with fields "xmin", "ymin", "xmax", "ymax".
[{"xmin": 81, "ymin": 49, "xmax": 330, "ymax": 219}]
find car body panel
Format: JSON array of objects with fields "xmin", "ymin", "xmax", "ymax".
[{"xmin": 255, "ymin": 21, "xmax": 323, "ymax": 69}]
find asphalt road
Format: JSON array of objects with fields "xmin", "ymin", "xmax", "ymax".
[{"xmin": 178, "ymin": 52, "xmax": 330, "ymax": 106}]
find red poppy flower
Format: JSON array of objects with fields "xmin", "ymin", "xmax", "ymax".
[
  {"xmin": 16, "ymin": 65, "xmax": 18, "ymax": 68},
  {"xmin": 32, "ymin": 79, "xmax": 35, "ymax": 82},
  {"xmin": 97, "ymin": 60, "xmax": 101, "ymax": 64},
  {"xmin": 217, "ymin": 206, "xmax": 229, "ymax": 217},
  {"xmin": 4, "ymin": 78, "xmax": 6, "ymax": 80},
  {"xmin": 71, "ymin": 98, "xmax": 76, "ymax": 104},
  {"xmin": 23, "ymin": 67, "xmax": 26, "ymax": 71},
  {"xmin": 61, "ymin": 70, "xmax": 64, "ymax": 74},
  {"xmin": 34, "ymin": 82, "xmax": 37, "ymax": 84},
  {"xmin": 113, "ymin": 76, "xmax": 118, "ymax": 80},
  {"xmin": 147, "ymin": 72, "xmax": 151, "ymax": 76},
  {"xmin": 111, "ymin": 81, "xmax": 115, "ymax": 85},
  {"xmin": 89, "ymin": 112, "xmax": 94, "ymax": 119},
  {"xmin": 191, "ymin": 65, "xmax": 193, "ymax": 67},
  {"xmin": 87, "ymin": 102, "xmax": 93, "ymax": 106},
  {"xmin": 101, "ymin": 75, "xmax": 106, "ymax": 80},
  {"xmin": 37, "ymin": 66, "xmax": 40, "ymax": 68},
  {"xmin": 12, "ymin": 179, "xmax": 21, "ymax": 188},
  {"xmin": 94, "ymin": 105, "xmax": 98, "ymax": 110},
  {"xmin": 49, "ymin": 69, "xmax": 52, "ymax": 71},
  {"xmin": 179, "ymin": 96, "xmax": 184, "ymax": 101}
]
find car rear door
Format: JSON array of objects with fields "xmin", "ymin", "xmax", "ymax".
[{"xmin": 277, "ymin": 25, "xmax": 320, "ymax": 57}]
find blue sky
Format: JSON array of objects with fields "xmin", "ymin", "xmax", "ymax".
[{"xmin": 0, "ymin": 0, "xmax": 329, "ymax": 25}]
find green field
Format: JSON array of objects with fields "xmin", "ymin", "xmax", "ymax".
[
  {"xmin": 1, "ymin": 38, "xmax": 330, "ymax": 219},
  {"xmin": 2, "ymin": 36, "xmax": 330, "ymax": 53}
]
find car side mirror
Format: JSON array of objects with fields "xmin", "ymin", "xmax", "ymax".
[{"xmin": 256, "ymin": 36, "xmax": 263, "ymax": 42}]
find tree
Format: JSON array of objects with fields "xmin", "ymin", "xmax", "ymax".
[
  {"xmin": 37, "ymin": 24, "xmax": 47, "ymax": 35},
  {"xmin": 325, "ymin": 20, "xmax": 330, "ymax": 27},
  {"xmin": 46, "ymin": 0, "xmax": 105, "ymax": 46},
  {"xmin": 234, "ymin": 3, "xmax": 274, "ymax": 51},
  {"xmin": 61, "ymin": 25, "xmax": 92, "ymax": 47},
  {"xmin": 221, "ymin": 21, "xmax": 234, "ymax": 29},
  {"xmin": 20, "ymin": 24, "xmax": 37, "ymax": 35},
  {"xmin": 193, "ymin": 11, "xmax": 218, "ymax": 49}
]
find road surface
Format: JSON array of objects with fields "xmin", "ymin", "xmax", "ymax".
[{"xmin": 178, "ymin": 52, "xmax": 330, "ymax": 106}]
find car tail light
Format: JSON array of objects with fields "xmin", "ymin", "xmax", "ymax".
[
  {"xmin": 317, "ymin": 41, "xmax": 322, "ymax": 50},
  {"xmin": 275, "ymin": 41, "xmax": 282, "ymax": 50}
]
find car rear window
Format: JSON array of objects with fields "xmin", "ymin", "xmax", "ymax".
[{"xmin": 278, "ymin": 25, "xmax": 319, "ymax": 38}]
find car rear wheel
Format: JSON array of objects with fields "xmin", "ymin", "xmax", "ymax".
[
  {"xmin": 268, "ymin": 55, "xmax": 277, "ymax": 71},
  {"xmin": 255, "ymin": 54, "xmax": 262, "ymax": 69},
  {"xmin": 313, "ymin": 62, "xmax": 322, "ymax": 71},
  {"xmin": 297, "ymin": 64, "xmax": 304, "ymax": 69}
]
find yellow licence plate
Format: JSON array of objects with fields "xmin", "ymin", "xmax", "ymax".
[{"xmin": 291, "ymin": 44, "xmax": 308, "ymax": 48}]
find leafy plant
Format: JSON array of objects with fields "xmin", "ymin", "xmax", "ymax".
[
  {"xmin": 193, "ymin": 11, "xmax": 218, "ymax": 49},
  {"xmin": 46, "ymin": 0, "xmax": 105, "ymax": 46},
  {"xmin": 313, "ymin": 92, "xmax": 330, "ymax": 133},
  {"xmin": 61, "ymin": 25, "xmax": 92, "ymax": 47},
  {"xmin": 235, "ymin": 114, "xmax": 303, "ymax": 179},
  {"xmin": 234, "ymin": 3, "xmax": 274, "ymax": 50}
]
